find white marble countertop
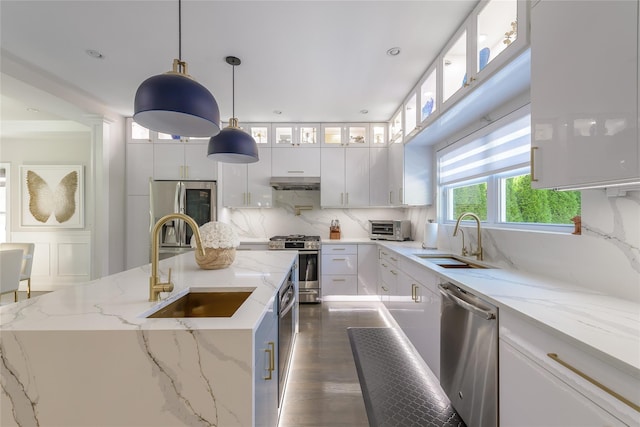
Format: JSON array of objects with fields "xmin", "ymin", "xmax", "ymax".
[
  {"xmin": 0, "ymin": 250, "xmax": 298, "ymax": 332},
  {"xmin": 378, "ymin": 241, "xmax": 640, "ymax": 376}
]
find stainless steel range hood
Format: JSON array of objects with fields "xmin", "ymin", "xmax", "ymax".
[{"xmin": 270, "ymin": 176, "xmax": 321, "ymax": 191}]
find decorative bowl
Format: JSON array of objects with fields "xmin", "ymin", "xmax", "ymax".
[{"xmin": 195, "ymin": 247, "xmax": 236, "ymax": 270}]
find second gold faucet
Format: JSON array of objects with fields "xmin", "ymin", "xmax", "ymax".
[{"xmin": 452, "ymin": 212, "xmax": 483, "ymax": 261}]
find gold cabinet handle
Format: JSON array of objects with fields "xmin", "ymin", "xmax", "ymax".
[
  {"xmin": 390, "ymin": 270, "xmax": 397, "ymax": 276},
  {"xmin": 332, "ymin": 278, "xmax": 347, "ymax": 282},
  {"xmin": 547, "ymin": 353, "xmax": 640, "ymax": 412},
  {"xmin": 381, "ymin": 263, "xmax": 388, "ymax": 268},
  {"xmin": 390, "ymin": 257, "xmax": 398, "ymax": 262},
  {"xmin": 332, "ymin": 248, "xmax": 346, "ymax": 251},
  {"xmin": 411, "ymin": 284, "xmax": 419, "ymax": 302},
  {"xmin": 531, "ymin": 146, "xmax": 539, "ymax": 182},
  {"xmin": 381, "ymin": 285, "xmax": 388, "ymax": 292},
  {"xmin": 332, "ymin": 258, "xmax": 346, "ymax": 261},
  {"xmin": 264, "ymin": 342, "xmax": 275, "ymax": 380}
]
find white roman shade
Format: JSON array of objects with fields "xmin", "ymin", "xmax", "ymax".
[{"xmin": 439, "ymin": 109, "xmax": 531, "ymax": 185}]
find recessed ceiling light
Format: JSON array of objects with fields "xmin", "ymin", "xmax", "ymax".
[
  {"xmin": 85, "ymin": 49, "xmax": 104, "ymax": 59},
  {"xmin": 273, "ymin": 110, "xmax": 282, "ymax": 115},
  {"xmin": 386, "ymin": 47, "xmax": 401, "ymax": 56},
  {"xmin": 360, "ymin": 109, "xmax": 369, "ymax": 115}
]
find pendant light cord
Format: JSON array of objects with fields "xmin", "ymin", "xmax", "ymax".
[
  {"xmin": 178, "ymin": 0, "xmax": 182, "ymax": 62},
  {"xmin": 232, "ymin": 64, "xmax": 235, "ymax": 118}
]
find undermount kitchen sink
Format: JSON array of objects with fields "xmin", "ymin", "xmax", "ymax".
[
  {"xmin": 146, "ymin": 288, "xmax": 255, "ymax": 318},
  {"xmin": 414, "ymin": 254, "xmax": 488, "ymax": 269}
]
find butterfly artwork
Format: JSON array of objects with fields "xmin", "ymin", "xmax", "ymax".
[{"xmin": 21, "ymin": 165, "xmax": 84, "ymax": 227}]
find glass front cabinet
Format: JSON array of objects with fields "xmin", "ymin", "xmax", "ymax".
[
  {"xmin": 442, "ymin": 0, "xmax": 527, "ymax": 109},
  {"xmin": 395, "ymin": 0, "xmax": 528, "ymax": 146},
  {"xmin": 321, "ymin": 124, "xmax": 370, "ymax": 147}
]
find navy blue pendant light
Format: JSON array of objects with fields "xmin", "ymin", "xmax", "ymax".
[
  {"xmin": 134, "ymin": 0, "xmax": 220, "ymax": 138},
  {"xmin": 207, "ymin": 56, "xmax": 259, "ymax": 164}
]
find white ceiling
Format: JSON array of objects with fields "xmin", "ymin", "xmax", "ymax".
[{"xmin": 0, "ymin": 0, "xmax": 477, "ymax": 126}]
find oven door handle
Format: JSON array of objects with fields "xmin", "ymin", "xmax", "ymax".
[{"xmin": 280, "ymin": 285, "xmax": 296, "ymax": 318}]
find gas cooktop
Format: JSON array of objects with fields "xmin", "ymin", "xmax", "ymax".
[
  {"xmin": 268, "ymin": 235, "xmax": 321, "ymax": 250},
  {"xmin": 269, "ymin": 235, "xmax": 321, "ymax": 242}
]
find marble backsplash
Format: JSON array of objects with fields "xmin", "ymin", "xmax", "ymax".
[
  {"xmin": 436, "ymin": 189, "xmax": 640, "ymax": 302},
  {"xmin": 219, "ymin": 190, "xmax": 408, "ymax": 240},
  {"xmin": 222, "ymin": 189, "xmax": 639, "ymax": 302}
]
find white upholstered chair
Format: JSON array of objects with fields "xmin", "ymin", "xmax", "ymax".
[
  {"xmin": 1, "ymin": 249, "xmax": 23, "ymax": 303},
  {"xmin": 0, "ymin": 243, "xmax": 35, "ymax": 298}
]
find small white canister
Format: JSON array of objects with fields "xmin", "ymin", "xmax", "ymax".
[{"xmin": 423, "ymin": 219, "xmax": 438, "ymax": 249}]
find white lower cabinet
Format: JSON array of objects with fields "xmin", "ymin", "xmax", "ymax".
[
  {"xmin": 357, "ymin": 244, "xmax": 378, "ymax": 295},
  {"xmin": 254, "ymin": 297, "xmax": 278, "ymax": 427},
  {"xmin": 499, "ymin": 310, "xmax": 637, "ymax": 426},
  {"xmin": 322, "ymin": 275, "xmax": 358, "ymax": 296},
  {"xmin": 390, "ymin": 258, "xmax": 441, "ymax": 378},
  {"xmin": 377, "ymin": 247, "xmax": 398, "ymax": 308},
  {"xmin": 321, "ymin": 244, "xmax": 358, "ymax": 296}
]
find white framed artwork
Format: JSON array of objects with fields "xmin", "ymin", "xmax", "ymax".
[{"xmin": 20, "ymin": 165, "xmax": 84, "ymax": 228}]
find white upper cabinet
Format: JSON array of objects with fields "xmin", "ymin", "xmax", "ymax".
[
  {"xmin": 370, "ymin": 124, "xmax": 388, "ymax": 147},
  {"xmin": 321, "ymin": 124, "xmax": 370, "ymax": 147},
  {"xmin": 389, "ymin": 108, "xmax": 403, "ymax": 144},
  {"xmin": 222, "ymin": 147, "xmax": 272, "ymax": 208},
  {"xmin": 127, "ymin": 118, "xmax": 152, "ymax": 143},
  {"xmin": 272, "ymin": 147, "xmax": 321, "ymax": 177},
  {"xmin": 321, "ymin": 147, "xmax": 369, "ymax": 207},
  {"xmin": 404, "ymin": 92, "xmax": 419, "ymax": 139},
  {"xmin": 387, "ymin": 140, "xmax": 404, "ymax": 206},
  {"xmin": 369, "ymin": 146, "xmax": 389, "ymax": 206},
  {"xmin": 419, "ymin": 65, "xmax": 438, "ymax": 127},
  {"xmin": 442, "ymin": 26, "xmax": 468, "ymax": 107},
  {"xmin": 153, "ymin": 143, "xmax": 217, "ymax": 181},
  {"xmin": 273, "ymin": 123, "xmax": 319, "ymax": 148},
  {"xmin": 531, "ymin": 0, "xmax": 639, "ymax": 189},
  {"xmin": 244, "ymin": 123, "xmax": 272, "ymax": 147},
  {"xmin": 442, "ymin": 0, "xmax": 526, "ymax": 109}
]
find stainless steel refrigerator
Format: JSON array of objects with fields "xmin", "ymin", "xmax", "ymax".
[{"xmin": 150, "ymin": 180, "xmax": 217, "ymax": 259}]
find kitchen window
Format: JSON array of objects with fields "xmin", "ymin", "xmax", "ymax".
[{"xmin": 439, "ymin": 107, "xmax": 581, "ymax": 231}]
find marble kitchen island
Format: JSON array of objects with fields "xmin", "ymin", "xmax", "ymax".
[{"xmin": 0, "ymin": 250, "xmax": 298, "ymax": 427}]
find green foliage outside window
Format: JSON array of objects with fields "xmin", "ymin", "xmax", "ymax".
[
  {"xmin": 505, "ymin": 174, "xmax": 581, "ymax": 224},
  {"xmin": 450, "ymin": 174, "xmax": 581, "ymax": 225},
  {"xmin": 452, "ymin": 182, "xmax": 488, "ymax": 220}
]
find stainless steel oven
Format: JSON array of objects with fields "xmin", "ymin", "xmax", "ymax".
[{"xmin": 269, "ymin": 235, "xmax": 321, "ymax": 303}]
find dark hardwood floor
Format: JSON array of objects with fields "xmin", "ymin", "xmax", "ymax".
[{"xmin": 278, "ymin": 301, "xmax": 388, "ymax": 427}]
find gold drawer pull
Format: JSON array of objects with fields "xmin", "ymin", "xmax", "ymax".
[
  {"xmin": 264, "ymin": 342, "xmax": 275, "ymax": 380},
  {"xmin": 547, "ymin": 353, "xmax": 640, "ymax": 412}
]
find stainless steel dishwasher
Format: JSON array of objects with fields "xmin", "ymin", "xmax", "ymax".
[{"xmin": 439, "ymin": 283, "xmax": 498, "ymax": 427}]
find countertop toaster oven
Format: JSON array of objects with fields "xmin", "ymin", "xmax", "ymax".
[{"xmin": 369, "ymin": 220, "xmax": 411, "ymax": 241}]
